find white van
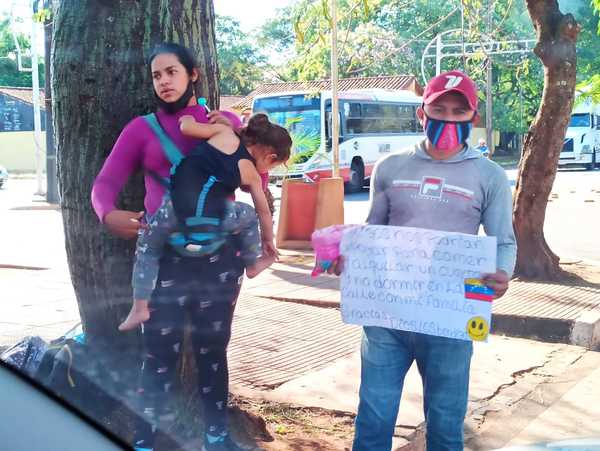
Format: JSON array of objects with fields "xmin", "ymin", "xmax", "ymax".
[{"xmin": 558, "ymin": 99, "xmax": 600, "ymax": 170}]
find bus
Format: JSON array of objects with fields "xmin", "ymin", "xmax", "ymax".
[
  {"xmin": 558, "ymin": 98, "xmax": 600, "ymax": 170},
  {"xmin": 252, "ymin": 89, "xmax": 425, "ymax": 192}
]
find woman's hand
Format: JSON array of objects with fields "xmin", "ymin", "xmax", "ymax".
[{"xmin": 104, "ymin": 210, "xmax": 146, "ymax": 239}]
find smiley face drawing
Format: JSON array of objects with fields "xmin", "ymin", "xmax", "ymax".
[{"xmin": 466, "ymin": 316, "xmax": 489, "ymax": 341}]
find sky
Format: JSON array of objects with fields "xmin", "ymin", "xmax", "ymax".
[
  {"xmin": 0, "ymin": 0, "xmax": 294, "ymax": 57},
  {"xmin": 213, "ymin": 0, "xmax": 293, "ymax": 31},
  {"xmin": 1, "ymin": 1, "xmax": 294, "ymax": 34}
]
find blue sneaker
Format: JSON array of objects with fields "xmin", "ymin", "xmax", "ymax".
[{"xmin": 202, "ymin": 433, "xmax": 246, "ymax": 451}]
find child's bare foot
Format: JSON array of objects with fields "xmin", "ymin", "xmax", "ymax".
[
  {"xmin": 245, "ymin": 255, "xmax": 276, "ymax": 279},
  {"xmin": 118, "ymin": 301, "xmax": 150, "ymax": 331}
]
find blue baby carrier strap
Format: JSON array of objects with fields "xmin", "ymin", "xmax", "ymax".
[
  {"xmin": 143, "ymin": 113, "xmax": 184, "ymax": 174},
  {"xmin": 142, "ymin": 113, "xmax": 225, "ymax": 257}
]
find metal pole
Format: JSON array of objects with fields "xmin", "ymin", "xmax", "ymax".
[
  {"xmin": 435, "ymin": 34, "xmax": 442, "ymax": 76},
  {"xmin": 485, "ymin": 59, "xmax": 493, "ymax": 156},
  {"xmin": 30, "ymin": 0, "xmax": 44, "ymax": 195},
  {"xmin": 485, "ymin": 2, "xmax": 494, "ymax": 157},
  {"xmin": 330, "ymin": 0, "xmax": 340, "ymax": 177},
  {"xmin": 43, "ymin": 0, "xmax": 58, "ymax": 203}
]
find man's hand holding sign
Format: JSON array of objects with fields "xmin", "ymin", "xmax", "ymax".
[{"xmin": 323, "ymin": 225, "xmax": 497, "ymax": 342}]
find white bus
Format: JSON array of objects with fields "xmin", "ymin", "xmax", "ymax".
[
  {"xmin": 558, "ymin": 98, "xmax": 600, "ymax": 170},
  {"xmin": 252, "ymin": 89, "xmax": 425, "ymax": 192}
]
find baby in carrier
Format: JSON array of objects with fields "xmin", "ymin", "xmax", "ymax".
[{"xmin": 119, "ymin": 113, "xmax": 291, "ymax": 331}]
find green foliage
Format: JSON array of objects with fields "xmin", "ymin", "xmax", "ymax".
[
  {"xmin": 289, "ymin": 148, "xmax": 317, "ymax": 165},
  {"xmin": 577, "ymin": 0, "xmax": 600, "ymax": 103},
  {"xmin": 285, "ymin": 116, "xmax": 321, "ymax": 164},
  {"xmin": 215, "ymin": 15, "xmax": 268, "ymax": 95},
  {"xmin": 32, "ymin": 8, "xmax": 52, "ymax": 24},
  {"xmin": 0, "ymin": 17, "xmax": 45, "ymax": 88},
  {"xmin": 257, "ymin": 0, "xmax": 597, "ymax": 133}
]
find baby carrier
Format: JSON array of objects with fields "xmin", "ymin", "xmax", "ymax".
[{"xmin": 143, "ymin": 113, "xmax": 228, "ymax": 257}]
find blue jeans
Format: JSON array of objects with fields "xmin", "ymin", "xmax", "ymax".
[{"xmin": 352, "ymin": 327, "xmax": 473, "ymax": 451}]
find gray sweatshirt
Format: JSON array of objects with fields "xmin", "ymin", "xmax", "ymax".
[{"xmin": 367, "ymin": 140, "xmax": 517, "ymax": 277}]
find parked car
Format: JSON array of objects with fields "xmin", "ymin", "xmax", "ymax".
[{"xmin": 0, "ymin": 165, "xmax": 8, "ymax": 188}]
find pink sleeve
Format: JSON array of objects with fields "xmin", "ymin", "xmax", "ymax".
[
  {"xmin": 91, "ymin": 118, "xmax": 146, "ymax": 222},
  {"xmin": 260, "ymin": 172, "xmax": 269, "ymax": 191}
]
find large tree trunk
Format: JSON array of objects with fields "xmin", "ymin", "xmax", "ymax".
[
  {"xmin": 513, "ymin": 1, "xmax": 580, "ymax": 280},
  {"xmin": 53, "ymin": 0, "xmax": 220, "ymax": 341}
]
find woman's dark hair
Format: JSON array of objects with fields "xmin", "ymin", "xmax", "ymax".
[
  {"xmin": 148, "ymin": 42, "xmax": 197, "ymax": 75},
  {"xmin": 240, "ymin": 114, "xmax": 292, "ymax": 163}
]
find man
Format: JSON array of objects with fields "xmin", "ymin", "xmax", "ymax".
[
  {"xmin": 476, "ymin": 137, "xmax": 490, "ymax": 158},
  {"xmin": 331, "ymin": 70, "xmax": 516, "ymax": 451}
]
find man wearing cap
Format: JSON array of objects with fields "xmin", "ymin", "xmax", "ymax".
[{"xmin": 331, "ymin": 70, "xmax": 517, "ymax": 451}]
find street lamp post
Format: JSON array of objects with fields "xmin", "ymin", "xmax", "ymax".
[
  {"xmin": 30, "ymin": 0, "xmax": 44, "ymax": 195},
  {"xmin": 330, "ymin": 0, "xmax": 340, "ymax": 178}
]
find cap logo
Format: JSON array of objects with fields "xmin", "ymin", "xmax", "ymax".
[{"xmin": 444, "ymin": 75, "xmax": 463, "ymax": 89}]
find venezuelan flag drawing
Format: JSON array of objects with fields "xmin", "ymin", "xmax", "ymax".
[{"xmin": 464, "ymin": 278, "xmax": 495, "ymax": 302}]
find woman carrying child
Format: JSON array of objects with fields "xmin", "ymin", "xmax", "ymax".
[{"xmin": 91, "ymin": 42, "xmax": 290, "ymax": 451}]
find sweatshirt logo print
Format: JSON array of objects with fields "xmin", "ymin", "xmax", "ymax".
[
  {"xmin": 391, "ymin": 177, "xmax": 475, "ymax": 202},
  {"xmin": 420, "ymin": 176, "xmax": 444, "ymax": 199}
]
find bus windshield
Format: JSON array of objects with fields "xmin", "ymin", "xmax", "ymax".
[
  {"xmin": 569, "ymin": 113, "xmax": 591, "ymax": 128},
  {"xmin": 253, "ymin": 95, "xmax": 321, "ymax": 153}
]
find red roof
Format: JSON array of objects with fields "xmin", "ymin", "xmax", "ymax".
[
  {"xmin": 230, "ymin": 75, "xmax": 423, "ymax": 110},
  {"xmin": 0, "ymin": 86, "xmax": 46, "ymax": 108}
]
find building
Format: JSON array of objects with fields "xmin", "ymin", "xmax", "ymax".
[{"xmin": 0, "ymin": 87, "xmax": 47, "ymax": 172}]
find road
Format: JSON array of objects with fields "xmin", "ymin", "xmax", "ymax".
[
  {"xmin": 1, "ymin": 167, "xmax": 599, "ymax": 271},
  {"xmin": 0, "ymin": 178, "xmax": 66, "ymax": 270},
  {"xmin": 344, "ymin": 167, "xmax": 600, "ymax": 264}
]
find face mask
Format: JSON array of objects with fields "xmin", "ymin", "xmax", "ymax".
[
  {"xmin": 155, "ymin": 80, "xmax": 194, "ymax": 114},
  {"xmin": 423, "ymin": 114, "xmax": 473, "ymax": 152}
]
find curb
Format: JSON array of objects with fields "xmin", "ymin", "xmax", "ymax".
[
  {"xmin": 0, "ymin": 264, "xmax": 49, "ymax": 270},
  {"xmin": 256, "ymin": 295, "xmax": 340, "ymax": 309},
  {"xmin": 571, "ymin": 309, "xmax": 600, "ymax": 350},
  {"xmin": 492, "ymin": 312, "xmax": 600, "ymax": 351},
  {"xmin": 9, "ymin": 204, "xmax": 60, "ymax": 211}
]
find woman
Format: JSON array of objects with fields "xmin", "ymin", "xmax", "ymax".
[{"xmin": 92, "ymin": 42, "xmax": 247, "ymax": 451}]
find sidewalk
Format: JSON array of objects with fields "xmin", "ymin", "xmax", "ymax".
[
  {"xmin": 234, "ymin": 254, "xmax": 600, "ymax": 449},
  {"xmin": 3, "ymin": 249, "xmax": 600, "ymax": 449},
  {"xmin": 3, "ymin": 185, "xmax": 600, "ymax": 448},
  {"xmin": 243, "ymin": 252, "xmax": 600, "ymax": 351}
]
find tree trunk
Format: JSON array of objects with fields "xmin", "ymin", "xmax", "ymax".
[
  {"xmin": 53, "ymin": 0, "xmax": 220, "ymax": 341},
  {"xmin": 513, "ymin": 1, "xmax": 580, "ymax": 280}
]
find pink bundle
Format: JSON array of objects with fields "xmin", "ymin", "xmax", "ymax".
[{"xmin": 311, "ymin": 224, "xmax": 355, "ymax": 277}]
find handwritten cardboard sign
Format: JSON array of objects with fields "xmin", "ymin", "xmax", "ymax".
[{"xmin": 340, "ymin": 225, "xmax": 497, "ymax": 342}]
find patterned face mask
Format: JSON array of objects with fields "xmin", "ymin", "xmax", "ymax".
[{"xmin": 423, "ymin": 113, "xmax": 474, "ymax": 152}]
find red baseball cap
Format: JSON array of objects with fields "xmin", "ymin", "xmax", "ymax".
[{"xmin": 423, "ymin": 70, "xmax": 479, "ymax": 111}]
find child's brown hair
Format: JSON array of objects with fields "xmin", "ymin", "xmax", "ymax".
[{"xmin": 239, "ymin": 113, "xmax": 292, "ymax": 163}]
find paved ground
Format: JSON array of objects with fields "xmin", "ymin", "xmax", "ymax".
[{"xmin": 2, "ymin": 175, "xmax": 600, "ymax": 450}]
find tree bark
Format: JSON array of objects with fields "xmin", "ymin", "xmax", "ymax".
[
  {"xmin": 53, "ymin": 0, "xmax": 220, "ymax": 341},
  {"xmin": 513, "ymin": 1, "xmax": 580, "ymax": 280}
]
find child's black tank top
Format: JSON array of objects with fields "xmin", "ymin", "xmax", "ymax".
[{"xmin": 170, "ymin": 140, "xmax": 255, "ymax": 223}]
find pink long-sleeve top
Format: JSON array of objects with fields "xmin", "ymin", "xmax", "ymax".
[{"xmin": 91, "ymin": 106, "xmax": 262, "ymax": 222}]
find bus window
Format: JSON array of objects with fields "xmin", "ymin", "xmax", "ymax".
[
  {"xmin": 253, "ymin": 94, "xmax": 322, "ymax": 154},
  {"xmin": 345, "ymin": 102, "xmax": 418, "ymax": 135},
  {"xmin": 569, "ymin": 113, "xmax": 591, "ymax": 128}
]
